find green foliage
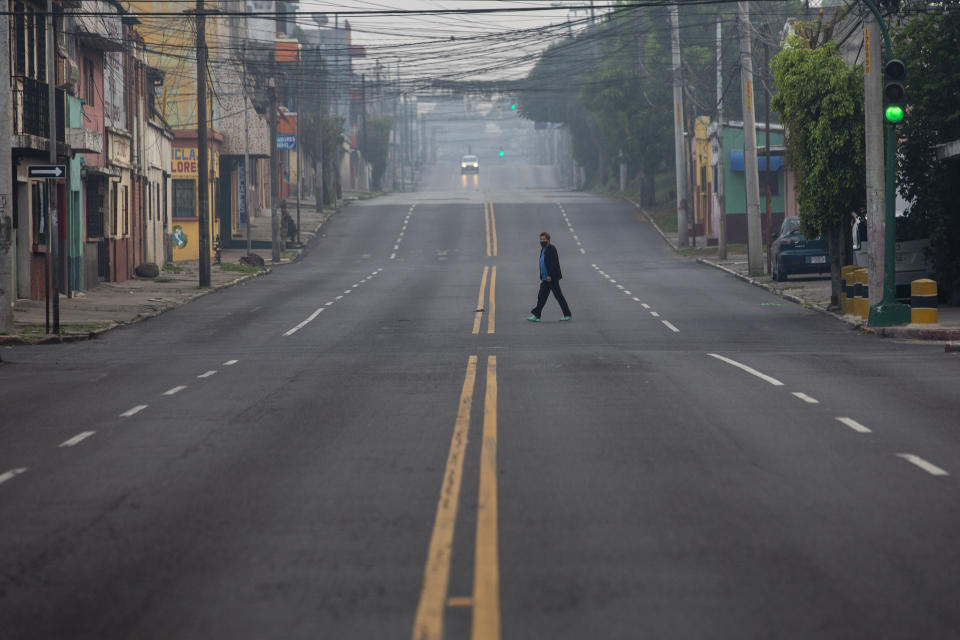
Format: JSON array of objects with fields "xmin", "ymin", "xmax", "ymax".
[
  {"xmin": 358, "ymin": 116, "xmax": 393, "ymax": 190},
  {"xmin": 771, "ymin": 37, "xmax": 865, "ymax": 237},
  {"xmin": 893, "ymin": 11, "xmax": 960, "ymax": 297}
]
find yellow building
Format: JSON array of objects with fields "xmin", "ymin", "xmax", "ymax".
[
  {"xmin": 692, "ymin": 116, "xmax": 713, "ymax": 238},
  {"xmin": 125, "ymin": 0, "xmax": 221, "ymax": 260}
]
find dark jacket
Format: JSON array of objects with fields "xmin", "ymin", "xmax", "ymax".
[{"xmin": 541, "ymin": 244, "xmax": 563, "ymax": 280}]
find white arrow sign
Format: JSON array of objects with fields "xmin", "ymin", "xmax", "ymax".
[{"xmin": 28, "ymin": 165, "xmax": 65, "ymax": 178}]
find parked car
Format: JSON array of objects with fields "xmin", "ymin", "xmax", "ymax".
[
  {"xmin": 460, "ymin": 154, "xmax": 479, "ymax": 174},
  {"xmin": 851, "ymin": 218, "xmax": 932, "ymax": 301},
  {"xmin": 771, "ymin": 216, "xmax": 829, "ymax": 281}
]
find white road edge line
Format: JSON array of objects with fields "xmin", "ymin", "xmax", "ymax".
[
  {"xmin": 896, "ymin": 453, "xmax": 949, "ymax": 477},
  {"xmin": 60, "ymin": 431, "xmax": 96, "ymax": 447},
  {"xmin": 198, "ymin": 370, "xmax": 217, "ymax": 379},
  {"xmin": 0, "ymin": 468, "xmax": 27, "ymax": 485},
  {"xmin": 223, "ymin": 360, "xmax": 239, "ymax": 366},
  {"xmin": 163, "ymin": 385, "xmax": 188, "ymax": 396},
  {"xmin": 836, "ymin": 417, "xmax": 871, "ymax": 433},
  {"xmin": 791, "ymin": 392, "xmax": 820, "ymax": 404},
  {"xmin": 121, "ymin": 405, "xmax": 148, "ymax": 417},
  {"xmin": 707, "ymin": 354, "xmax": 784, "ymax": 387},
  {"xmin": 662, "ymin": 320, "xmax": 680, "ymax": 333}
]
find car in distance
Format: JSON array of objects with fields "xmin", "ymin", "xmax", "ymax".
[
  {"xmin": 771, "ymin": 216, "xmax": 829, "ymax": 281},
  {"xmin": 460, "ymin": 155, "xmax": 479, "ymax": 174}
]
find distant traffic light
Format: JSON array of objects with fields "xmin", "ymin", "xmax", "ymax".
[
  {"xmin": 499, "ymin": 149, "xmax": 505, "ymax": 157},
  {"xmin": 883, "ymin": 58, "xmax": 906, "ymax": 124},
  {"xmin": 510, "ymin": 104, "xmax": 516, "ymax": 110}
]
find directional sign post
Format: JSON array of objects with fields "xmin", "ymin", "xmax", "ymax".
[{"xmin": 28, "ymin": 165, "xmax": 65, "ymax": 179}]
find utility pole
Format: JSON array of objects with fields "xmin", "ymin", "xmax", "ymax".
[
  {"xmin": 361, "ymin": 73, "xmax": 367, "ymax": 189},
  {"xmin": 670, "ymin": 4, "xmax": 689, "ymax": 248},
  {"xmin": 242, "ymin": 42, "xmax": 251, "ymax": 257},
  {"xmin": 716, "ymin": 16, "xmax": 727, "ymax": 260},
  {"xmin": 46, "ymin": 0, "xmax": 59, "ymax": 332},
  {"xmin": 270, "ymin": 2, "xmax": 280, "ymax": 263},
  {"xmin": 0, "ymin": 4, "xmax": 13, "ymax": 334},
  {"xmin": 737, "ymin": 0, "xmax": 763, "ymax": 275},
  {"xmin": 764, "ymin": 26, "xmax": 773, "ymax": 275},
  {"xmin": 196, "ymin": 0, "xmax": 211, "ymax": 287},
  {"xmin": 864, "ymin": 10, "xmax": 885, "ymax": 308},
  {"xmin": 295, "ymin": 48, "xmax": 301, "ymax": 244}
]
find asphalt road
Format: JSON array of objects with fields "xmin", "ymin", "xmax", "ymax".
[{"xmin": 1, "ymin": 160, "xmax": 959, "ymax": 639}]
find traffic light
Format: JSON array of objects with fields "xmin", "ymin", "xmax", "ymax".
[
  {"xmin": 883, "ymin": 58, "xmax": 906, "ymax": 124},
  {"xmin": 499, "ymin": 149, "xmax": 505, "ymax": 157},
  {"xmin": 510, "ymin": 104, "xmax": 516, "ymax": 110}
]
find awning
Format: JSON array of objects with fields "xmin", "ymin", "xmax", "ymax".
[{"xmin": 730, "ymin": 150, "xmax": 785, "ymax": 172}]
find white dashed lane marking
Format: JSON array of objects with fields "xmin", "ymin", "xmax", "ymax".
[
  {"xmin": 661, "ymin": 320, "xmax": 680, "ymax": 333},
  {"xmin": 284, "ymin": 270, "xmax": 384, "ymax": 336},
  {"xmin": 791, "ymin": 392, "xmax": 819, "ymax": 404},
  {"xmin": 121, "ymin": 405, "xmax": 148, "ymax": 417},
  {"xmin": 197, "ymin": 370, "xmax": 217, "ymax": 379},
  {"xmin": 835, "ymin": 417, "xmax": 871, "ymax": 433},
  {"xmin": 0, "ymin": 468, "xmax": 27, "ymax": 486},
  {"xmin": 836, "ymin": 417, "xmax": 871, "ymax": 433},
  {"xmin": 60, "ymin": 431, "xmax": 96, "ymax": 448},
  {"xmin": 163, "ymin": 385, "xmax": 187, "ymax": 396},
  {"xmin": 707, "ymin": 354, "xmax": 784, "ymax": 387},
  {"xmin": 897, "ymin": 453, "xmax": 949, "ymax": 477},
  {"xmin": 223, "ymin": 360, "xmax": 239, "ymax": 366}
]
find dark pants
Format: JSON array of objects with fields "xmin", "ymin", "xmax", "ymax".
[{"xmin": 532, "ymin": 279, "xmax": 571, "ymax": 318}]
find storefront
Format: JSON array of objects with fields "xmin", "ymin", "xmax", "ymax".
[{"xmin": 171, "ymin": 135, "xmax": 221, "ymax": 262}]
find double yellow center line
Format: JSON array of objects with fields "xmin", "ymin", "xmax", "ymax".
[
  {"xmin": 473, "ymin": 266, "xmax": 496, "ymax": 335},
  {"xmin": 413, "ymin": 355, "xmax": 501, "ymax": 640},
  {"xmin": 484, "ymin": 200, "xmax": 498, "ymax": 257}
]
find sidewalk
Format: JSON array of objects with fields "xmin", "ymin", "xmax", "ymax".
[
  {"xmin": 1, "ymin": 196, "xmax": 340, "ymax": 345},
  {"xmin": 626, "ymin": 197, "xmax": 960, "ymax": 343}
]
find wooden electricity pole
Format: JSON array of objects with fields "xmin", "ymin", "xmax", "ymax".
[{"xmin": 196, "ymin": 0, "xmax": 211, "ymax": 287}]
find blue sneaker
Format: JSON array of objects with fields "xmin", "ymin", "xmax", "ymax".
[
  {"xmin": 560, "ymin": 316, "xmax": 572, "ymax": 321},
  {"xmin": 527, "ymin": 315, "xmax": 541, "ymax": 322}
]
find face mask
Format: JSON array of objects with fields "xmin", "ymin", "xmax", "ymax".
[{"xmin": 540, "ymin": 241, "xmax": 547, "ymax": 248}]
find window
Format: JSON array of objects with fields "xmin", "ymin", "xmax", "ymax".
[
  {"xmin": 110, "ymin": 184, "xmax": 117, "ymax": 237},
  {"xmin": 26, "ymin": 10, "xmax": 34, "ymax": 78},
  {"xmin": 122, "ymin": 185, "xmax": 129, "ymax": 236},
  {"xmin": 173, "ymin": 179, "xmax": 196, "ymax": 218},
  {"xmin": 761, "ymin": 169, "xmax": 780, "ymax": 196},
  {"xmin": 36, "ymin": 9, "xmax": 45, "ymax": 83},
  {"xmin": 83, "ymin": 57, "xmax": 95, "ymax": 105},
  {"xmin": 14, "ymin": 3, "xmax": 25, "ymax": 76}
]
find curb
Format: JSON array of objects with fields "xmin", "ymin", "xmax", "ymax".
[
  {"xmin": 1, "ymin": 201, "xmax": 348, "ymax": 346},
  {"xmin": 623, "ymin": 197, "xmax": 677, "ymax": 250},
  {"xmin": 0, "ymin": 269, "xmax": 271, "ymax": 346}
]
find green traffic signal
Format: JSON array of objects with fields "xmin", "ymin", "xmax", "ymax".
[
  {"xmin": 499, "ymin": 150, "xmax": 505, "ymax": 157},
  {"xmin": 510, "ymin": 104, "xmax": 516, "ymax": 110},
  {"xmin": 885, "ymin": 104, "xmax": 905, "ymax": 124}
]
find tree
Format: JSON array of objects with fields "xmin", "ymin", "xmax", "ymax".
[
  {"xmin": 893, "ymin": 10, "xmax": 960, "ymax": 300},
  {"xmin": 772, "ymin": 36, "xmax": 864, "ymax": 310},
  {"xmin": 358, "ymin": 116, "xmax": 393, "ymax": 191}
]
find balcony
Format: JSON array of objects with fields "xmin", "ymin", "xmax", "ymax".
[
  {"xmin": 67, "ymin": 127, "xmax": 104, "ymax": 154},
  {"xmin": 12, "ymin": 77, "xmax": 65, "ymax": 151}
]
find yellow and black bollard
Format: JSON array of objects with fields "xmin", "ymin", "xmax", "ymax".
[
  {"xmin": 841, "ymin": 265, "xmax": 858, "ymax": 315},
  {"xmin": 854, "ymin": 267, "xmax": 870, "ymax": 320},
  {"xmin": 910, "ymin": 279, "xmax": 938, "ymax": 324}
]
